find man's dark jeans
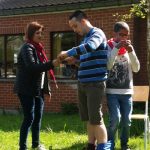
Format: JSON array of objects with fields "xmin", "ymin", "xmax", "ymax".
[{"xmin": 18, "ymin": 94, "xmax": 44, "ymax": 150}]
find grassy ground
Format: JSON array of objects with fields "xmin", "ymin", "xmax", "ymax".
[{"xmin": 0, "ymin": 113, "xmax": 149, "ymax": 150}]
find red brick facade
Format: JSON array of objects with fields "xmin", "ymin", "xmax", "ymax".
[{"xmin": 0, "ymin": 6, "xmax": 147, "ymax": 112}]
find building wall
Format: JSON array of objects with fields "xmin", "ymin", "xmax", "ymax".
[
  {"xmin": 0, "ymin": 7, "xmax": 147, "ymax": 112},
  {"xmin": 133, "ymin": 17, "xmax": 148, "ymax": 85},
  {"xmin": 148, "ymin": 1, "xmax": 150, "ymax": 84}
]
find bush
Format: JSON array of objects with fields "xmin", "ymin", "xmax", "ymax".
[{"xmin": 61, "ymin": 102, "xmax": 79, "ymax": 115}]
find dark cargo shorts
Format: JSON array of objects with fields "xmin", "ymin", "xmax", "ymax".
[{"xmin": 78, "ymin": 81, "xmax": 105, "ymax": 125}]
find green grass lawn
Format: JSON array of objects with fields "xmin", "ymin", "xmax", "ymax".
[{"xmin": 0, "ymin": 113, "xmax": 149, "ymax": 150}]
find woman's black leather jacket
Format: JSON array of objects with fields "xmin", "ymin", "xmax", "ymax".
[{"xmin": 14, "ymin": 43, "xmax": 54, "ymax": 96}]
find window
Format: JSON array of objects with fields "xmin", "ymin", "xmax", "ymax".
[
  {"xmin": 0, "ymin": 35, "xmax": 24, "ymax": 78},
  {"xmin": 51, "ymin": 32, "xmax": 81, "ymax": 79}
]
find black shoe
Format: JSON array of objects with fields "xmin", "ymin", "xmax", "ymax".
[
  {"xmin": 121, "ymin": 145, "xmax": 130, "ymax": 150},
  {"xmin": 82, "ymin": 143, "xmax": 96, "ymax": 150}
]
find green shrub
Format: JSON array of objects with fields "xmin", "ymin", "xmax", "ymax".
[{"xmin": 61, "ymin": 102, "xmax": 79, "ymax": 115}]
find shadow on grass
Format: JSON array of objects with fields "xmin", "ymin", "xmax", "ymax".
[
  {"xmin": 0, "ymin": 113, "xmax": 86, "ymax": 134},
  {"xmin": 50, "ymin": 143, "xmax": 121, "ymax": 150},
  {"xmin": 0, "ymin": 113, "xmax": 144, "ymax": 136},
  {"xmin": 50, "ymin": 142, "xmax": 84, "ymax": 150},
  {"xmin": 42, "ymin": 113, "xmax": 86, "ymax": 134}
]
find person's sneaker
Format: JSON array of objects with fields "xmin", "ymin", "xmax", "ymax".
[
  {"xmin": 121, "ymin": 145, "xmax": 130, "ymax": 150},
  {"xmin": 32, "ymin": 145, "xmax": 46, "ymax": 150},
  {"xmin": 82, "ymin": 143, "xmax": 96, "ymax": 150}
]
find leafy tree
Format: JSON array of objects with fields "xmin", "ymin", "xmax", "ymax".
[{"xmin": 113, "ymin": 0, "xmax": 148, "ymax": 21}]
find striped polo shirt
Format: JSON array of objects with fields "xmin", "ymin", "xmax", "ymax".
[{"xmin": 67, "ymin": 27, "xmax": 108, "ymax": 83}]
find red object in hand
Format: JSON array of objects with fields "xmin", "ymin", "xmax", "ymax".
[
  {"xmin": 118, "ymin": 47, "xmax": 126, "ymax": 55},
  {"xmin": 108, "ymin": 38, "xmax": 126, "ymax": 55}
]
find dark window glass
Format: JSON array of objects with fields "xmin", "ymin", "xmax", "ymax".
[
  {"xmin": 51, "ymin": 32, "xmax": 80, "ymax": 79},
  {"xmin": 0, "ymin": 35, "xmax": 24, "ymax": 78},
  {"xmin": 6, "ymin": 35, "xmax": 24, "ymax": 78},
  {"xmin": 0, "ymin": 36, "xmax": 4, "ymax": 78}
]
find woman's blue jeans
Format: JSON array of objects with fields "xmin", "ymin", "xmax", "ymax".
[
  {"xmin": 18, "ymin": 94, "xmax": 44, "ymax": 150},
  {"xmin": 107, "ymin": 94, "xmax": 132, "ymax": 149}
]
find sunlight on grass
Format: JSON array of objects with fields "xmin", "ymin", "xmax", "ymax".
[
  {"xmin": 0, "ymin": 131, "xmax": 19, "ymax": 150},
  {"xmin": 41, "ymin": 131, "xmax": 87, "ymax": 149},
  {"xmin": 0, "ymin": 130, "xmax": 87, "ymax": 150}
]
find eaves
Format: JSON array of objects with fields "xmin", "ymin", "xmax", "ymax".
[{"xmin": 0, "ymin": 0, "xmax": 139, "ymax": 17}]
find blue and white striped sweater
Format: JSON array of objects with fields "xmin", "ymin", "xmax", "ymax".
[{"xmin": 67, "ymin": 27, "xmax": 108, "ymax": 82}]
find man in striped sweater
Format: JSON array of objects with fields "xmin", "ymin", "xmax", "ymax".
[{"xmin": 58, "ymin": 10, "xmax": 111, "ymax": 150}]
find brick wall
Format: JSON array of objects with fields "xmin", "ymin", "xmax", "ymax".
[{"xmin": 0, "ymin": 6, "xmax": 147, "ymax": 112}]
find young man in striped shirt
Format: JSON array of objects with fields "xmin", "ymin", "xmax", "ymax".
[{"xmin": 58, "ymin": 10, "xmax": 111, "ymax": 150}]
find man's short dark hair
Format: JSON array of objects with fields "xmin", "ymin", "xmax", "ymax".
[
  {"xmin": 69, "ymin": 10, "xmax": 88, "ymax": 21},
  {"xmin": 114, "ymin": 21, "xmax": 130, "ymax": 33}
]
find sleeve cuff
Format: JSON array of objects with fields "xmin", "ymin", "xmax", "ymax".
[{"xmin": 67, "ymin": 48, "xmax": 77, "ymax": 56}]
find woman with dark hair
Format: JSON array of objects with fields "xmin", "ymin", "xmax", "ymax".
[{"xmin": 14, "ymin": 21, "xmax": 58, "ymax": 150}]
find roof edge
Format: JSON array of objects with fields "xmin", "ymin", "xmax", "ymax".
[{"xmin": 0, "ymin": 0, "xmax": 139, "ymax": 17}]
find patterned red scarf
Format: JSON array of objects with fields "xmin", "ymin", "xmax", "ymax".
[
  {"xmin": 107, "ymin": 38, "xmax": 126, "ymax": 55},
  {"xmin": 27, "ymin": 40, "xmax": 58, "ymax": 88}
]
